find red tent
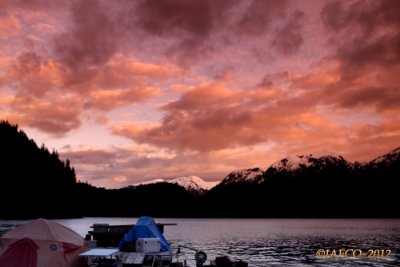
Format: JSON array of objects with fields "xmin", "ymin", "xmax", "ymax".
[
  {"xmin": 0, "ymin": 219, "xmax": 87, "ymax": 267},
  {"xmin": 0, "ymin": 238, "xmax": 38, "ymax": 267}
]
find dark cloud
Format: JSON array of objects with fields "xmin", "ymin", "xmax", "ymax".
[
  {"xmin": 237, "ymin": 0, "xmax": 289, "ymax": 35},
  {"xmin": 15, "ymin": 52, "xmax": 41, "ymax": 77},
  {"xmin": 61, "ymin": 149, "xmax": 127, "ymax": 165},
  {"xmin": 320, "ymin": 1, "xmax": 348, "ymax": 32},
  {"xmin": 316, "ymin": 0, "xmax": 400, "ymax": 116},
  {"xmin": 272, "ymin": 10, "xmax": 304, "ymax": 54},
  {"xmin": 54, "ymin": 0, "xmax": 120, "ymax": 69},
  {"xmin": 321, "ymin": 0, "xmax": 400, "ymax": 35},
  {"xmin": 165, "ymin": 38, "xmax": 215, "ymax": 66},
  {"xmin": 51, "ymin": 0, "xmax": 238, "ymax": 69},
  {"xmin": 134, "ymin": 0, "xmax": 226, "ymax": 38},
  {"xmin": 335, "ymin": 85, "xmax": 400, "ymax": 112},
  {"xmin": 321, "ymin": 0, "xmax": 400, "ymax": 80},
  {"xmin": 26, "ymin": 116, "xmax": 81, "ymax": 135},
  {"xmin": 3, "ymin": 0, "xmax": 304, "ymax": 74},
  {"xmin": 289, "ymin": 67, "xmax": 400, "ymax": 113},
  {"xmin": 337, "ymin": 33, "xmax": 400, "ymax": 81},
  {"xmin": 50, "ymin": 0, "xmax": 299, "ymax": 70},
  {"xmin": 259, "ymin": 71, "xmax": 289, "ymax": 88},
  {"xmin": 132, "ymin": 0, "xmax": 238, "ymax": 64}
]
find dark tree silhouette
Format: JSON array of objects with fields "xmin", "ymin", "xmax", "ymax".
[
  {"xmin": 1, "ymin": 120, "xmax": 399, "ymax": 219},
  {"xmin": 0, "ymin": 121, "xmax": 78, "ymax": 218}
]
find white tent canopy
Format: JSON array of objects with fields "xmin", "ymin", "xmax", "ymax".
[{"xmin": 3, "ymin": 218, "xmax": 84, "ymax": 246}]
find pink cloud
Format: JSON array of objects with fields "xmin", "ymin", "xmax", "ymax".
[
  {"xmin": 164, "ymin": 82, "xmax": 241, "ymax": 110},
  {"xmin": 0, "ymin": 0, "xmax": 65, "ymax": 11},
  {"xmin": 9, "ymin": 53, "xmax": 63, "ymax": 96},
  {"xmin": 33, "ymin": 22, "xmax": 58, "ymax": 33},
  {"xmin": 1, "ymin": 0, "xmax": 399, "ymax": 188},
  {"xmin": 8, "ymin": 94, "xmax": 82, "ymax": 135},
  {"xmin": 0, "ymin": 16, "xmax": 20, "ymax": 37},
  {"xmin": 85, "ymin": 87, "xmax": 161, "ymax": 111},
  {"xmin": 111, "ymin": 64, "xmax": 400, "ymax": 164},
  {"xmin": 110, "ymin": 81, "xmax": 323, "ymax": 151},
  {"xmin": 1, "ymin": 52, "xmax": 171, "ymax": 134},
  {"xmin": 92, "ymin": 54, "xmax": 181, "ymax": 87}
]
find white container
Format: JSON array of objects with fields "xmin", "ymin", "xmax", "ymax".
[{"xmin": 136, "ymin": 238, "xmax": 161, "ymax": 253}]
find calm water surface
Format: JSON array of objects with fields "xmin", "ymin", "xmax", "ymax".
[{"xmin": 3, "ymin": 218, "xmax": 400, "ymax": 266}]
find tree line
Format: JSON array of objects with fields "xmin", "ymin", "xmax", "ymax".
[{"xmin": 0, "ymin": 120, "xmax": 398, "ymax": 219}]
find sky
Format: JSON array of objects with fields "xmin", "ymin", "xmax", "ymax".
[{"xmin": 1, "ymin": 0, "xmax": 399, "ymax": 188}]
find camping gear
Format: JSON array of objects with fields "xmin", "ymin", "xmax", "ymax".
[
  {"xmin": 119, "ymin": 216, "xmax": 170, "ymax": 252},
  {"xmin": 0, "ymin": 218, "xmax": 88, "ymax": 267}
]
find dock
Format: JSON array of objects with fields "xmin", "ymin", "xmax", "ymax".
[{"xmin": 87, "ymin": 223, "xmax": 177, "ymax": 247}]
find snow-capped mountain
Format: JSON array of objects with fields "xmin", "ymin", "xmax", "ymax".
[
  {"xmin": 133, "ymin": 148, "xmax": 399, "ymax": 194},
  {"xmin": 218, "ymin": 153, "xmax": 354, "ymax": 186},
  {"xmin": 137, "ymin": 178, "xmax": 165, "ymax": 185},
  {"xmin": 269, "ymin": 153, "xmax": 350, "ymax": 172},
  {"xmin": 135, "ymin": 176, "xmax": 219, "ymax": 193},
  {"xmin": 368, "ymin": 147, "xmax": 400, "ymax": 167},
  {"xmin": 219, "ymin": 167, "xmax": 264, "ymax": 185},
  {"xmin": 171, "ymin": 176, "xmax": 219, "ymax": 191}
]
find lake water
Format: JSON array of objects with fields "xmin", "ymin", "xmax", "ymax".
[{"xmin": 2, "ymin": 218, "xmax": 400, "ymax": 266}]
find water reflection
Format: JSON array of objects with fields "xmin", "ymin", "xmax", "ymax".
[
  {"xmin": 175, "ymin": 235, "xmax": 399, "ymax": 266},
  {"xmin": 165, "ymin": 219, "xmax": 400, "ymax": 266}
]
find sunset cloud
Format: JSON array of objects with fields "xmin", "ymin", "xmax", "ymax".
[
  {"xmin": 8, "ymin": 94, "xmax": 82, "ymax": 135},
  {"xmin": 1, "ymin": 0, "xmax": 399, "ymax": 187},
  {"xmin": 0, "ymin": 16, "xmax": 20, "ymax": 37},
  {"xmin": 1, "ymin": 51, "xmax": 175, "ymax": 134},
  {"xmin": 85, "ymin": 87, "xmax": 161, "ymax": 111},
  {"xmin": 111, "ymin": 81, "xmax": 340, "ymax": 152}
]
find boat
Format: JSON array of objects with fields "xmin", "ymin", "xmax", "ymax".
[{"xmin": 81, "ymin": 216, "xmax": 248, "ymax": 267}]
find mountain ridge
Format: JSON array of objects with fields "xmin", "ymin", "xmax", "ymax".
[
  {"xmin": 219, "ymin": 148, "xmax": 399, "ymax": 185},
  {"xmin": 134, "ymin": 176, "xmax": 219, "ymax": 194},
  {"xmin": 131, "ymin": 148, "xmax": 400, "ymax": 194},
  {"xmin": 1, "ymin": 120, "xmax": 399, "ymax": 218}
]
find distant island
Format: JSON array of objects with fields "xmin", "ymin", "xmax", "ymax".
[{"xmin": 1, "ymin": 120, "xmax": 399, "ymax": 219}]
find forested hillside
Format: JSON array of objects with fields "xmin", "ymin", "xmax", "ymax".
[{"xmin": 1, "ymin": 121, "xmax": 399, "ymax": 219}]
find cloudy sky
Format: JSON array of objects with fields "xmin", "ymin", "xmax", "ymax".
[{"xmin": 1, "ymin": 0, "xmax": 399, "ymax": 188}]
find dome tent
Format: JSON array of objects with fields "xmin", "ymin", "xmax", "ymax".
[
  {"xmin": 0, "ymin": 218, "xmax": 87, "ymax": 267},
  {"xmin": 119, "ymin": 216, "xmax": 170, "ymax": 252}
]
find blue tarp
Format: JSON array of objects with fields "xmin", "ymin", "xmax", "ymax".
[{"xmin": 119, "ymin": 216, "xmax": 170, "ymax": 252}]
